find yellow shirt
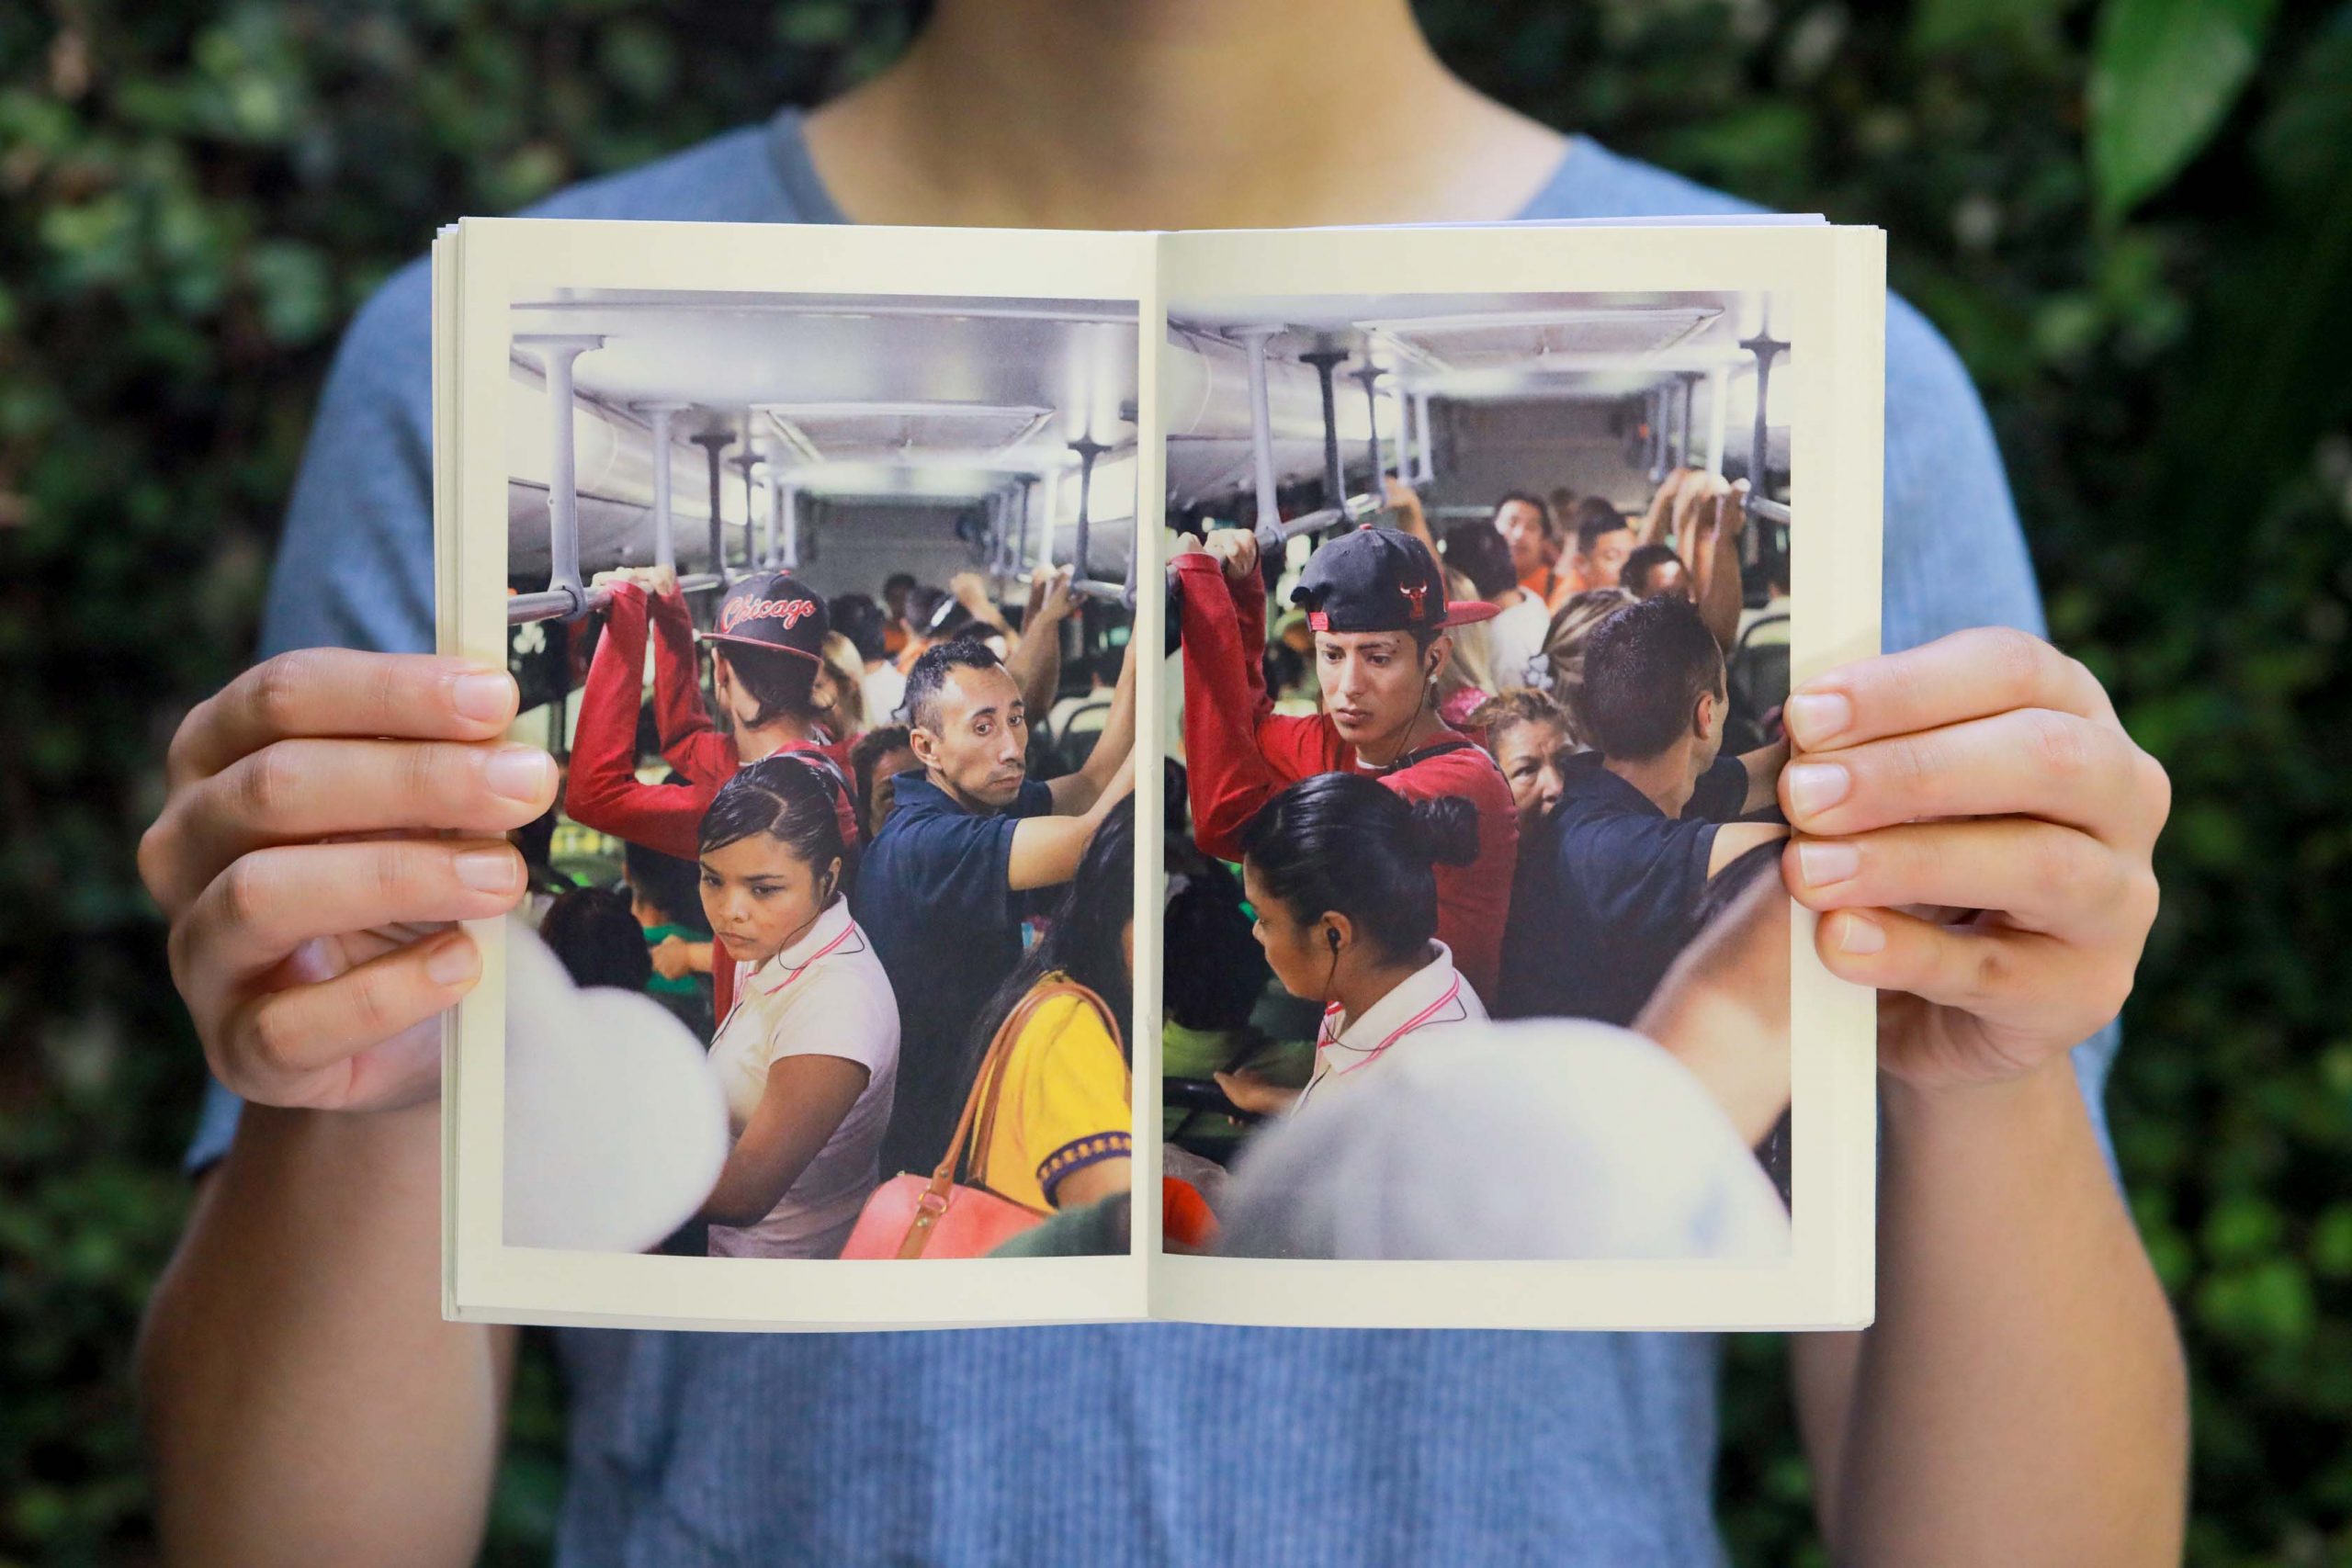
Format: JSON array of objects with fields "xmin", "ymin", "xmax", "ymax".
[{"xmin": 973, "ymin": 979, "xmax": 1133, "ymax": 1213}]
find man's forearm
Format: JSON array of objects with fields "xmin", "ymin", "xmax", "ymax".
[
  {"xmin": 139, "ymin": 1103, "xmax": 511, "ymax": 1565},
  {"xmin": 1004, "ymin": 611, "xmax": 1062, "ymax": 719},
  {"xmin": 1815, "ymin": 1057, "xmax": 2188, "ymax": 1565}
]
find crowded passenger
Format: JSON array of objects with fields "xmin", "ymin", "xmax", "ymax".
[
  {"xmin": 1620, "ymin": 541, "xmax": 1689, "ymax": 602},
  {"xmin": 957, "ymin": 796, "xmax": 1138, "ymax": 1226},
  {"xmin": 854, "ymin": 632, "xmax": 1137, "ymax": 1179},
  {"xmin": 694, "ymin": 756, "xmax": 899, "ymax": 1258},
  {"xmin": 1539, "ymin": 586, "xmax": 1637, "ymax": 745},
  {"xmin": 1490, "ymin": 490, "xmax": 1569, "ymax": 608},
  {"xmin": 1566, "ymin": 500, "xmax": 1634, "ymax": 594},
  {"xmin": 1466, "ymin": 686, "xmax": 1571, "ymax": 835},
  {"xmin": 1441, "ymin": 518, "xmax": 1549, "ymax": 692},
  {"xmin": 1172, "ymin": 523, "xmax": 1520, "ymax": 999},
  {"xmin": 1498, "ymin": 594, "xmax": 1788, "ymax": 1026},
  {"xmin": 847, "ymin": 723, "xmax": 918, "ymax": 840}
]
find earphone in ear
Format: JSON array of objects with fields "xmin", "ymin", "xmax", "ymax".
[{"xmin": 1325, "ymin": 926, "xmax": 1341, "ymax": 955}]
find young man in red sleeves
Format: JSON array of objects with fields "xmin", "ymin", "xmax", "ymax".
[
  {"xmin": 1171, "ymin": 524, "xmax": 1519, "ymax": 1003},
  {"xmin": 564, "ymin": 566, "xmax": 859, "ymax": 1027}
]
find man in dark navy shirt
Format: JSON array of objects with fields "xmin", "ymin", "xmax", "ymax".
[
  {"xmin": 1499, "ymin": 595, "xmax": 1787, "ymax": 1025},
  {"xmin": 853, "ymin": 635, "xmax": 1136, "ymax": 1177}
]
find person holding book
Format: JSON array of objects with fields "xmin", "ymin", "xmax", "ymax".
[
  {"xmin": 694, "ymin": 756, "xmax": 899, "ymax": 1258},
  {"xmin": 1499, "ymin": 595, "xmax": 1791, "ymax": 1027},
  {"xmin": 959, "ymin": 796, "xmax": 1137, "ymax": 1224},
  {"xmin": 853, "ymin": 633, "xmax": 1137, "ymax": 1179},
  {"xmin": 1174, "ymin": 524, "xmax": 1520, "ymax": 1001},
  {"xmin": 136, "ymin": 6, "xmax": 2183, "ymax": 1562},
  {"xmin": 1215, "ymin": 773, "xmax": 1487, "ymax": 1121}
]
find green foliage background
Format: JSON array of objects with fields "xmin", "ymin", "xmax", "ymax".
[{"xmin": 2, "ymin": 1, "xmax": 2346, "ymax": 1562}]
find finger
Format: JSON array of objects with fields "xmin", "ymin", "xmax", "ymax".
[
  {"xmin": 181, "ymin": 838, "xmax": 529, "ymax": 983},
  {"xmin": 152, "ymin": 739, "xmax": 555, "ymax": 916},
  {"xmin": 216, "ymin": 929, "xmax": 480, "ymax": 1106},
  {"xmin": 1782, "ymin": 818, "xmax": 2154, "ymax": 939},
  {"xmin": 1810, "ymin": 906, "xmax": 2123, "ymax": 1054},
  {"xmin": 1782, "ymin": 626, "xmax": 2117, "ymax": 754},
  {"xmin": 169, "ymin": 651, "xmax": 519, "ymax": 789},
  {"xmin": 1779, "ymin": 707, "xmax": 2160, "ymax": 846}
]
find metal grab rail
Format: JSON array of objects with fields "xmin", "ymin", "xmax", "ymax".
[{"xmin": 1743, "ymin": 494, "xmax": 1792, "ymax": 527}]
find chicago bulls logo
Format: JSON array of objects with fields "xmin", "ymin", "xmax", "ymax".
[{"xmin": 1399, "ymin": 580, "xmax": 1430, "ymax": 621}]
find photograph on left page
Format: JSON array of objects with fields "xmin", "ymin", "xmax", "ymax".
[{"xmin": 496, "ymin": 287, "xmax": 1142, "ymax": 1264}]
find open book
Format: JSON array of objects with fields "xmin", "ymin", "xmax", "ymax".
[{"xmin": 433, "ymin": 215, "xmax": 1883, "ymax": 1332}]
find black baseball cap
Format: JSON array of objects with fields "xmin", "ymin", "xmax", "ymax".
[
  {"xmin": 700, "ymin": 571, "xmax": 829, "ymax": 662},
  {"xmin": 1291, "ymin": 525, "xmax": 1499, "ymax": 635}
]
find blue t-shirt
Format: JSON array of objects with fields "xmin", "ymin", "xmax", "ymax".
[
  {"xmin": 186, "ymin": 107, "xmax": 2126, "ymax": 1566},
  {"xmin": 1500, "ymin": 753, "xmax": 1752, "ymax": 1026},
  {"xmin": 852, "ymin": 772, "xmax": 1055, "ymax": 1176}
]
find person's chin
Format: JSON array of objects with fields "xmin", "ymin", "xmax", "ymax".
[
  {"xmin": 978, "ymin": 773, "xmax": 1026, "ymax": 808},
  {"xmin": 716, "ymin": 933, "xmax": 772, "ymax": 965}
]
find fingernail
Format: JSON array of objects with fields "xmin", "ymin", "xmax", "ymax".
[
  {"xmin": 1784, "ymin": 692, "xmax": 1851, "ymax": 747},
  {"xmin": 1836, "ymin": 912, "xmax": 1886, "ymax": 955},
  {"xmin": 452, "ymin": 671, "xmax": 513, "ymax": 724},
  {"xmin": 1785, "ymin": 762, "xmax": 1850, "ymax": 816},
  {"xmin": 425, "ymin": 934, "xmax": 480, "ymax": 986},
  {"xmin": 485, "ymin": 745, "xmax": 553, "ymax": 802},
  {"xmin": 1797, "ymin": 840, "xmax": 1860, "ymax": 886},
  {"xmin": 455, "ymin": 849, "xmax": 520, "ymax": 894}
]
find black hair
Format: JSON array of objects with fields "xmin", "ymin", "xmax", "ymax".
[
  {"xmin": 1575, "ymin": 502, "xmax": 1632, "ymax": 554},
  {"xmin": 623, "ymin": 841, "xmax": 710, "ymax": 934},
  {"xmin": 1492, "ymin": 491, "xmax": 1558, "ymax": 543},
  {"xmin": 540, "ymin": 887, "xmax": 653, "ymax": 992},
  {"xmin": 1238, "ymin": 773, "xmax": 1478, "ymax": 964},
  {"xmin": 715, "ymin": 641, "xmax": 820, "ymax": 729},
  {"xmin": 1441, "ymin": 520, "xmax": 1520, "ymax": 600},
  {"xmin": 883, "ymin": 571, "xmax": 918, "ymax": 599},
  {"xmin": 1163, "ymin": 848, "xmax": 1271, "ymax": 1032},
  {"xmin": 961, "ymin": 795, "xmax": 1137, "ymax": 1086},
  {"xmin": 830, "ymin": 592, "xmax": 891, "ymax": 664},
  {"xmin": 1575, "ymin": 593, "xmax": 1725, "ymax": 762},
  {"xmin": 1619, "ymin": 542, "xmax": 1686, "ymax": 600},
  {"xmin": 849, "ymin": 724, "xmax": 914, "ymax": 833},
  {"xmin": 903, "ymin": 636, "xmax": 1009, "ymax": 735},
  {"xmin": 697, "ymin": 753, "xmax": 853, "ymax": 897}
]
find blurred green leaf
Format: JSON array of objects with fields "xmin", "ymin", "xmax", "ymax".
[{"xmin": 2087, "ymin": 0, "xmax": 2278, "ymax": 221}]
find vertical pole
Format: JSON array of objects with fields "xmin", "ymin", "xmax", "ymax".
[
  {"xmin": 1236, "ymin": 325, "xmax": 1283, "ymax": 531},
  {"xmin": 1705, "ymin": 367, "xmax": 1729, "ymax": 474},
  {"xmin": 1414, "ymin": 390, "xmax": 1434, "ymax": 483},
  {"xmin": 514, "ymin": 334, "xmax": 604, "ymax": 616},
  {"xmin": 760, "ymin": 466, "xmax": 779, "ymax": 570},
  {"xmin": 638, "ymin": 401, "xmax": 687, "ymax": 576},
  {"xmin": 1069, "ymin": 437, "xmax": 1106, "ymax": 582},
  {"xmin": 691, "ymin": 430, "xmax": 733, "ymax": 588},
  {"xmin": 780, "ymin": 483, "xmax": 798, "ymax": 570},
  {"xmin": 1300, "ymin": 346, "xmax": 1349, "ymax": 513},
  {"xmin": 1677, "ymin": 372, "xmax": 1701, "ymax": 468},
  {"xmin": 1350, "ymin": 362, "xmax": 1384, "ymax": 497}
]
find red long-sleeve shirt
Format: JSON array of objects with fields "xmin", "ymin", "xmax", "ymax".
[
  {"xmin": 1173, "ymin": 553, "xmax": 1519, "ymax": 1003},
  {"xmin": 563, "ymin": 581, "xmax": 857, "ymax": 1026}
]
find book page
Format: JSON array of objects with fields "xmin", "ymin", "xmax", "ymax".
[
  {"xmin": 1148, "ymin": 221, "xmax": 1881, "ymax": 1330},
  {"xmin": 439, "ymin": 218, "xmax": 1159, "ymax": 1330}
]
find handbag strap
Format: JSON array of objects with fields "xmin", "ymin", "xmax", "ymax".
[
  {"xmin": 893, "ymin": 978, "xmax": 1123, "ymax": 1259},
  {"xmin": 967, "ymin": 976, "xmax": 1123, "ymax": 1184}
]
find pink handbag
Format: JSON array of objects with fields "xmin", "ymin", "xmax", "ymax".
[{"xmin": 840, "ymin": 978, "xmax": 1118, "ymax": 1259}]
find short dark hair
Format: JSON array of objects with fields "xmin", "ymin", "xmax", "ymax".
[
  {"xmin": 849, "ymin": 724, "xmax": 914, "ymax": 829},
  {"xmin": 1441, "ymin": 521, "xmax": 1520, "ymax": 600},
  {"xmin": 698, "ymin": 754, "xmax": 853, "ymax": 894},
  {"xmin": 883, "ymin": 571, "xmax": 918, "ymax": 597},
  {"xmin": 1238, "ymin": 773, "xmax": 1480, "ymax": 965},
  {"xmin": 714, "ymin": 642, "xmax": 819, "ymax": 728},
  {"xmin": 902, "ymin": 636, "xmax": 1009, "ymax": 734},
  {"xmin": 1575, "ymin": 594, "xmax": 1724, "ymax": 762},
  {"xmin": 1574, "ymin": 502, "xmax": 1631, "ymax": 555},
  {"xmin": 1493, "ymin": 491, "xmax": 1558, "ymax": 543},
  {"xmin": 623, "ymin": 841, "xmax": 709, "ymax": 934},
  {"xmin": 1620, "ymin": 543, "xmax": 1685, "ymax": 599},
  {"xmin": 540, "ymin": 887, "xmax": 653, "ymax": 992},
  {"xmin": 830, "ymin": 592, "xmax": 891, "ymax": 663}
]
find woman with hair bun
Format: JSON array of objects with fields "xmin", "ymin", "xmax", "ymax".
[{"xmin": 1218, "ymin": 773, "xmax": 1487, "ymax": 1116}]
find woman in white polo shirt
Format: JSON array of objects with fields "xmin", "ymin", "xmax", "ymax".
[
  {"xmin": 694, "ymin": 756, "xmax": 899, "ymax": 1259},
  {"xmin": 1214, "ymin": 773, "xmax": 1487, "ymax": 1118}
]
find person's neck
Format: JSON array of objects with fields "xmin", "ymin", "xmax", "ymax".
[
  {"xmin": 927, "ymin": 764, "xmax": 1001, "ymax": 818},
  {"xmin": 804, "ymin": 0, "xmax": 1567, "ymax": 230},
  {"xmin": 734, "ymin": 712, "xmax": 822, "ymax": 760},
  {"xmin": 1355, "ymin": 705, "xmax": 1453, "ymax": 770},
  {"xmin": 1603, "ymin": 741, "xmax": 1702, "ymax": 818},
  {"xmin": 1332, "ymin": 942, "xmax": 1438, "ymax": 1030}
]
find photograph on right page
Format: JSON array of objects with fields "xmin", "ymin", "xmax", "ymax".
[{"xmin": 1159, "ymin": 289, "xmax": 1794, "ymax": 1263}]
